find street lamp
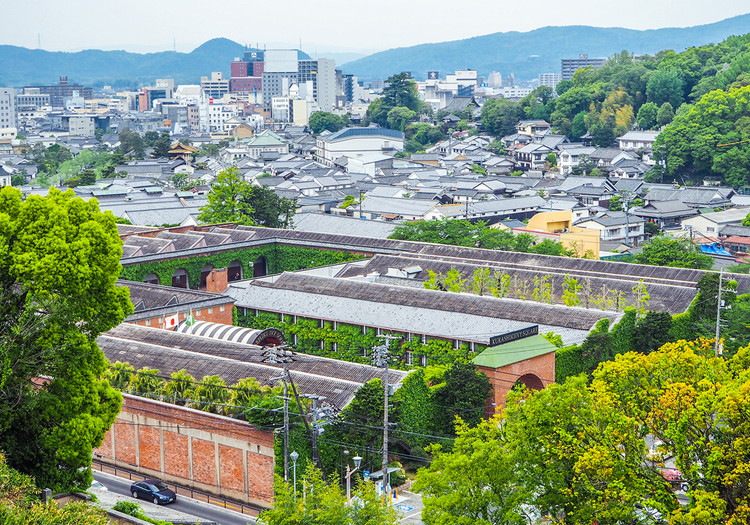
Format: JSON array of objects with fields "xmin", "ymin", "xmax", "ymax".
[
  {"xmin": 290, "ymin": 450, "xmax": 299, "ymax": 498},
  {"xmin": 344, "ymin": 452, "xmax": 362, "ymax": 501}
]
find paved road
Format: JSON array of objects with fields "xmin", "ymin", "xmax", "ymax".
[{"xmin": 93, "ymin": 472, "xmax": 257, "ymax": 525}]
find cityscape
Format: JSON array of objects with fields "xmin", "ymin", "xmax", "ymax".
[{"xmin": 1, "ymin": 4, "xmax": 750, "ymax": 525}]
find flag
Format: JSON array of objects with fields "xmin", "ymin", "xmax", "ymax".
[
  {"xmin": 185, "ymin": 310, "xmax": 195, "ymax": 326},
  {"xmin": 164, "ymin": 313, "xmax": 179, "ymax": 329}
]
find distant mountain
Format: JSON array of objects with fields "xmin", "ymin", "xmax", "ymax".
[
  {"xmin": 341, "ymin": 14, "xmax": 750, "ymax": 80},
  {"xmin": 0, "ymin": 38, "xmax": 270, "ymax": 87}
]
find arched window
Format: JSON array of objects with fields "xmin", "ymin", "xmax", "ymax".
[
  {"xmin": 172, "ymin": 268, "xmax": 189, "ymax": 288},
  {"xmin": 143, "ymin": 273, "xmax": 159, "ymax": 285},
  {"xmin": 514, "ymin": 373, "xmax": 544, "ymax": 392},
  {"xmin": 227, "ymin": 260, "xmax": 243, "ymax": 282},
  {"xmin": 252, "ymin": 256, "xmax": 267, "ymax": 277}
]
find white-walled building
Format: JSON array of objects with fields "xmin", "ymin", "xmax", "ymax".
[
  {"xmin": 0, "ymin": 88, "xmax": 17, "ymax": 129},
  {"xmin": 315, "ymin": 127, "xmax": 404, "ymax": 167}
]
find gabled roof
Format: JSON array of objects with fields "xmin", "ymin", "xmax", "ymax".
[
  {"xmin": 323, "ymin": 127, "xmax": 404, "ymax": 142},
  {"xmin": 472, "ymin": 335, "xmax": 557, "ymax": 368}
]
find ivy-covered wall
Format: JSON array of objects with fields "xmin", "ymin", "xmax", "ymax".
[
  {"xmin": 120, "ymin": 244, "xmax": 363, "ymax": 289},
  {"xmin": 237, "ymin": 310, "xmax": 484, "ymax": 370}
]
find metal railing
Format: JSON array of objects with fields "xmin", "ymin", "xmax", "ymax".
[{"xmin": 92, "ymin": 459, "xmax": 264, "ymax": 517}]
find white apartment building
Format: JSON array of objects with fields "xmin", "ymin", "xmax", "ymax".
[
  {"xmin": 200, "ymin": 101, "xmax": 240, "ymax": 133},
  {"xmin": 0, "ymin": 88, "xmax": 17, "ymax": 129}
]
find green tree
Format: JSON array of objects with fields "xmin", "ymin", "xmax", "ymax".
[
  {"xmin": 634, "ymin": 235, "xmax": 713, "ymax": 269},
  {"xmin": 656, "ymin": 101, "xmax": 675, "ymax": 127},
  {"xmin": 192, "ymin": 375, "xmax": 230, "ymax": 414},
  {"xmin": 386, "ymin": 106, "xmax": 417, "ymax": 131},
  {"xmin": 150, "ymin": 131, "xmax": 172, "ymax": 158},
  {"xmin": 366, "ymin": 73, "xmax": 421, "ymax": 128},
  {"xmin": 570, "ymin": 111, "xmax": 588, "ymax": 140},
  {"xmin": 162, "ymin": 370, "xmax": 196, "ymax": 406},
  {"xmin": 309, "ymin": 111, "xmax": 347, "ymax": 134},
  {"xmin": 199, "ymin": 167, "xmax": 296, "ymax": 227},
  {"xmin": 199, "ymin": 168, "xmax": 255, "ymax": 224},
  {"xmin": 636, "ymin": 101, "xmax": 658, "ymax": 130},
  {"xmin": 646, "ymin": 69, "xmax": 684, "ymax": 108},
  {"xmin": 118, "ymin": 128, "xmax": 145, "ymax": 159},
  {"xmin": 480, "ymin": 98, "xmax": 523, "ymax": 137},
  {"xmin": 434, "ymin": 363, "xmax": 491, "ymax": 436},
  {"xmin": 743, "ymin": 213, "xmax": 750, "ymax": 227},
  {"xmin": 259, "ymin": 466, "xmax": 398, "ymax": 525},
  {"xmin": 0, "ymin": 187, "xmax": 131, "ymax": 492}
]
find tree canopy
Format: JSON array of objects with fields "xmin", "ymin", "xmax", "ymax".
[
  {"xmin": 366, "ymin": 73, "xmax": 422, "ymax": 129},
  {"xmin": 0, "ymin": 187, "xmax": 131, "ymax": 491},
  {"xmin": 634, "ymin": 235, "xmax": 714, "ymax": 269},
  {"xmin": 389, "ymin": 219, "xmax": 572, "ymax": 256},
  {"xmin": 198, "ymin": 167, "xmax": 296, "ymax": 228},
  {"xmin": 654, "ymin": 84, "xmax": 750, "ymax": 186},
  {"xmin": 309, "ymin": 111, "xmax": 347, "ymax": 134},
  {"xmin": 415, "ymin": 338, "xmax": 750, "ymax": 525}
]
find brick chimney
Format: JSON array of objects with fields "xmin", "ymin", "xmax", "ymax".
[{"xmin": 205, "ymin": 268, "xmax": 229, "ymax": 294}]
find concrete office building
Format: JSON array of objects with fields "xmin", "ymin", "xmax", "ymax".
[
  {"xmin": 0, "ymin": 88, "xmax": 17, "ymax": 129},
  {"xmin": 561, "ymin": 54, "xmax": 606, "ymax": 81}
]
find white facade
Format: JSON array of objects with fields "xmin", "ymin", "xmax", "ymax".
[
  {"xmin": 0, "ymin": 88, "xmax": 17, "ymax": 129},
  {"xmin": 200, "ymin": 101, "xmax": 240, "ymax": 133},
  {"xmin": 69, "ymin": 116, "xmax": 96, "ymax": 137},
  {"xmin": 314, "ymin": 58, "xmax": 336, "ymax": 111},
  {"xmin": 265, "ymin": 50, "xmax": 299, "ymax": 73},
  {"xmin": 316, "ymin": 129, "xmax": 404, "ymax": 166}
]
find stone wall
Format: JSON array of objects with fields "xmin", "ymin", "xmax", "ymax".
[{"xmin": 95, "ymin": 394, "xmax": 275, "ymax": 508}]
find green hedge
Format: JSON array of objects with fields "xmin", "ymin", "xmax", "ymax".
[{"xmin": 120, "ymin": 244, "xmax": 363, "ymax": 288}]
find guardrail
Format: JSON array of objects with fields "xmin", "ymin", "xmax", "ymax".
[{"xmin": 92, "ymin": 459, "xmax": 264, "ymax": 517}]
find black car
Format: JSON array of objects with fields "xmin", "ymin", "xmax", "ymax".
[{"xmin": 130, "ymin": 479, "xmax": 177, "ymax": 505}]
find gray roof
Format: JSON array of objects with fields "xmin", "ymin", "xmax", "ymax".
[
  {"xmin": 324, "ymin": 127, "xmax": 403, "ymax": 142},
  {"xmin": 227, "ymin": 272, "xmax": 602, "ymax": 345},
  {"xmin": 99, "ymin": 323, "xmax": 407, "ymax": 409},
  {"xmin": 292, "ymin": 212, "xmax": 399, "ymax": 239},
  {"xmin": 120, "ymin": 280, "xmax": 234, "ymax": 321}
]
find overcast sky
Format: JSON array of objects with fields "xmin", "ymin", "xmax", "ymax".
[{"xmin": 3, "ymin": 1, "xmax": 748, "ymax": 55}]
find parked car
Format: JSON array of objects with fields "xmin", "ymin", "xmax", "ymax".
[
  {"xmin": 89, "ymin": 480, "xmax": 108, "ymax": 491},
  {"xmin": 130, "ymin": 479, "xmax": 177, "ymax": 505}
]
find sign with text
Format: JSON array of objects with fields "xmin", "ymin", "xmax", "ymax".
[{"xmin": 489, "ymin": 325, "xmax": 539, "ymax": 347}]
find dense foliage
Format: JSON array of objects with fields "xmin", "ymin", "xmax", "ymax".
[
  {"xmin": 198, "ymin": 167, "xmax": 296, "ymax": 227},
  {"xmin": 259, "ymin": 466, "xmax": 399, "ymax": 525},
  {"xmin": 309, "ymin": 111, "xmax": 348, "ymax": 134},
  {"xmin": 0, "ymin": 187, "xmax": 131, "ymax": 492},
  {"xmin": 366, "ymin": 73, "xmax": 425, "ymax": 130},
  {"xmin": 634, "ymin": 235, "xmax": 714, "ymax": 269},
  {"xmin": 389, "ymin": 219, "xmax": 573, "ymax": 255},
  {"xmin": 416, "ymin": 338, "xmax": 750, "ymax": 525}
]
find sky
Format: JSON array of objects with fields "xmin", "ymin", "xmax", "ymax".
[{"xmin": 3, "ymin": 0, "xmax": 748, "ymax": 56}]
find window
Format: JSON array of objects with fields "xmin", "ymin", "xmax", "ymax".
[
  {"xmin": 208, "ymin": 307, "xmax": 213, "ymax": 314},
  {"xmin": 219, "ymin": 305, "xmax": 225, "ymax": 312}
]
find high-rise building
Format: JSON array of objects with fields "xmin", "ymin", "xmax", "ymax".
[
  {"xmin": 24, "ymin": 77, "xmax": 92, "ymax": 107},
  {"xmin": 538, "ymin": 73, "xmax": 562, "ymax": 91},
  {"xmin": 561, "ymin": 54, "xmax": 606, "ymax": 81},
  {"xmin": 0, "ymin": 88, "xmax": 17, "ymax": 129}
]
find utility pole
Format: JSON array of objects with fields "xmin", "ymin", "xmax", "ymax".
[
  {"xmin": 373, "ymin": 334, "xmax": 398, "ymax": 501},
  {"xmin": 714, "ymin": 269, "xmax": 734, "ymax": 357},
  {"xmin": 265, "ymin": 346, "xmax": 294, "ymax": 481}
]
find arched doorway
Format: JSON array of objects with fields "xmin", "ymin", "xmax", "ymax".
[
  {"xmin": 143, "ymin": 273, "xmax": 159, "ymax": 285},
  {"xmin": 252, "ymin": 256, "xmax": 267, "ymax": 277},
  {"xmin": 172, "ymin": 268, "xmax": 189, "ymax": 288},
  {"xmin": 199, "ymin": 264, "xmax": 214, "ymax": 289},
  {"xmin": 227, "ymin": 260, "xmax": 243, "ymax": 282},
  {"xmin": 514, "ymin": 373, "xmax": 544, "ymax": 392}
]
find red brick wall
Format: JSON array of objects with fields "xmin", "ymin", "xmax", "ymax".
[
  {"xmin": 95, "ymin": 394, "xmax": 275, "ymax": 508},
  {"xmin": 477, "ymin": 350, "xmax": 556, "ymax": 414},
  {"xmin": 131, "ymin": 303, "xmax": 234, "ymax": 329}
]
